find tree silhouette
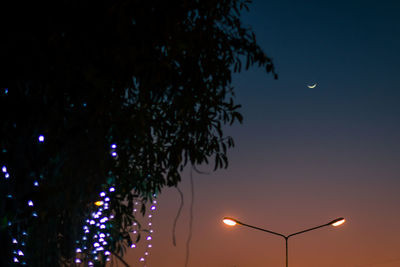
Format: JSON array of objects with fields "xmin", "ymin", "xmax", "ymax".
[{"xmin": 0, "ymin": 0, "xmax": 276, "ymax": 265}]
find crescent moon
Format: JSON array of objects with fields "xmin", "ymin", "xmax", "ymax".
[{"xmin": 307, "ymin": 83, "xmax": 317, "ymax": 88}]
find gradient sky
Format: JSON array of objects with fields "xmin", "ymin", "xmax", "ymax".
[{"xmin": 123, "ymin": 1, "xmax": 400, "ymax": 266}]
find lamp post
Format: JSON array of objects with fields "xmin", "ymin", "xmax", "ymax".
[{"xmin": 222, "ymin": 217, "xmax": 345, "ymax": 267}]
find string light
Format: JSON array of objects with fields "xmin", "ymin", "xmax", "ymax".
[
  {"xmin": 4, "ymin": 135, "xmax": 160, "ymax": 266},
  {"xmin": 129, "ymin": 195, "xmax": 158, "ymax": 266}
]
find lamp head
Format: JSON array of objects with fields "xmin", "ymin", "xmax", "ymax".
[
  {"xmin": 329, "ymin": 217, "xmax": 346, "ymax": 227},
  {"xmin": 223, "ymin": 217, "xmax": 238, "ymax": 226}
]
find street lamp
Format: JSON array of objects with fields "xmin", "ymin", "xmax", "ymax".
[{"xmin": 222, "ymin": 216, "xmax": 345, "ymax": 267}]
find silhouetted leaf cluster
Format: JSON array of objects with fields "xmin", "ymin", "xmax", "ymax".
[{"xmin": 0, "ymin": 0, "xmax": 275, "ymax": 266}]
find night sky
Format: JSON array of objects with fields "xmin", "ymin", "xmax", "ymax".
[{"xmin": 124, "ymin": 1, "xmax": 400, "ymax": 266}]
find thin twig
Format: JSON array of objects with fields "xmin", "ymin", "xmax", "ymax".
[
  {"xmin": 172, "ymin": 186, "xmax": 184, "ymax": 246},
  {"xmin": 111, "ymin": 251, "xmax": 130, "ymax": 267}
]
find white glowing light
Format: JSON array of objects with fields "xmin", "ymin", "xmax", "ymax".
[
  {"xmin": 76, "ymin": 248, "xmax": 82, "ymax": 253},
  {"xmin": 146, "ymin": 236, "xmax": 152, "ymax": 241},
  {"xmin": 89, "ymin": 220, "xmax": 95, "ymax": 225},
  {"xmin": 34, "ymin": 181, "xmax": 39, "ymax": 186},
  {"xmin": 100, "ymin": 224, "xmax": 106, "ymax": 229},
  {"xmin": 14, "ymin": 257, "xmax": 19, "ymax": 263},
  {"xmin": 93, "ymin": 243, "xmax": 100, "ymax": 248},
  {"xmin": 2, "ymin": 166, "xmax": 6, "ymax": 172},
  {"xmin": 5, "ymin": 173, "xmax": 10, "ymax": 179},
  {"xmin": 109, "ymin": 187, "xmax": 115, "ymax": 192},
  {"xmin": 38, "ymin": 135, "xmax": 45, "ymax": 142},
  {"xmin": 105, "ymin": 251, "xmax": 111, "ymax": 256},
  {"xmin": 223, "ymin": 218, "xmax": 237, "ymax": 226},
  {"xmin": 130, "ymin": 244, "xmax": 136, "ymax": 248},
  {"xmin": 28, "ymin": 200, "xmax": 34, "ymax": 207},
  {"xmin": 75, "ymin": 258, "xmax": 81, "ymax": 263},
  {"xmin": 12, "ymin": 239, "xmax": 17, "ymax": 244},
  {"xmin": 18, "ymin": 250, "xmax": 24, "ymax": 256},
  {"xmin": 151, "ymin": 206, "xmax": 156, "ymax": 210},
  {"xmin": 111, "ymin": 144, "xmax": 117, "ymax": 149},
  {"xmin": 139, "ymin": 257, "xmax": 145, "ymax": 262},
  {"xmin": 332, "ymin": 219, "xmax": 346, "ymax": 227}
]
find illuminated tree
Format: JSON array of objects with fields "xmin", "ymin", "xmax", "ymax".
[{"xmin": 0, "ymin": 0, "xmax": 276, "ymax": 266}]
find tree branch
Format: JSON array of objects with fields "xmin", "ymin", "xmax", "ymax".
[{"xmin": 111, "ymin": 251, "xmax": 130, "ymax": 267}]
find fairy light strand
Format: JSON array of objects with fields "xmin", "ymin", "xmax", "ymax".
[{"xmin": 3, "ymin": 104, "xmax": 159, "ymax": 266}]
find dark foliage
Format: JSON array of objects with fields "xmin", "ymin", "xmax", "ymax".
[{"xmin": 0, "ymin": 0, "xmax": 276, "ymax": 265}]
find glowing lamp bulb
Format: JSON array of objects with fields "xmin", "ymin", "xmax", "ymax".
[
  {"xmin": 331, "ymin": 218, "xmax": 346, "ymax": 227},
  {"xmin": 223, "ymin": 217, "xmax": 237, "ymax": 226},
  {"xmin": 94, "ymin": 201, "xmax": 104, "ymax": 206}
]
